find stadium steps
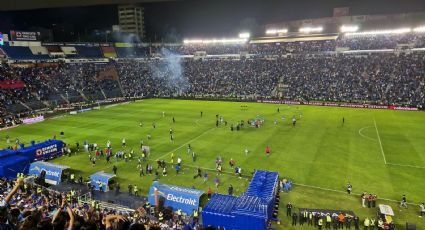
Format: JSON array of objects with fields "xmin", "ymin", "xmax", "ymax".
[
  {"xmin": 31, "ymin": 92, "xmax": 50, "ymax": 107},
  {"xmin": 100, "ymin": 88, "xmax": 107, "ymax": 99},
  {"xmin": 59, "ymin": 94, "xmax": 70, "ymax": 104},
  {"xmin": 18, "ymin": 100, "xmax": 33, "ymax": 111},
  {"xmin": 77, "ymin": 90, "xmax": 89, "ymax": 101}
]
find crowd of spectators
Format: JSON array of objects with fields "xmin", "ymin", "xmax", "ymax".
[
  {"xmin": 1, "ymin": 33, "xmax": 425, "ymax": 124},
  {"xmin": 114, "ymin": 53, "xmax": 424, "ymax": 107},
  {"xmin": 337, "ymin": 33, "xmax": 425, "ymax": 50},
  {"xmin": 0, "ymin": 177, "xmax": 204, "ymax": 230}
]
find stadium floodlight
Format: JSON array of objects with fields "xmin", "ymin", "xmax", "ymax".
[
  {"xmin": 345, "ymin": 28, "xmax": 412, "ymax": 36},
  {"xmin": 239, "ymin": 32, "xmax": 250, "ymax": 39},
  {"xmin": 266, "ymin": 28, "xmax": 288, "ymax": 35},
  {"xmin": 266, "ymin": 29, "xmax": 277, "ymax": 35},
  {"xmin": 299, "ymin": 26, "xmax": 323, "ymax": 33},
  {"xmin": 413, "ymin": 26, "xmax": 425, "ymax": 32},
  {"xmin": 340, "ymin": 25, "xmax": 359, "ymax": 33},
  {"xmin": 183, "ymin": 38, "xmax": 248, "ymax": 45}
]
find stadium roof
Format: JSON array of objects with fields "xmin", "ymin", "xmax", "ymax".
[{"xmin": 0, "ymin": 0, "xmax": 175, "ymax": 11}]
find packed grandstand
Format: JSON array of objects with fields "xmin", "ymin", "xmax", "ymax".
[
  {"xmin": 0, "ymin": 9, "xmax": 425, "ymax": 228},
  {"xmin": 1, "ymin": 31, "xmax": 425, "ymax": 127}
]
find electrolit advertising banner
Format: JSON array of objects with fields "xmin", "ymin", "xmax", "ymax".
[
  {"xmin": 148, "ymin": 181, "xmax": 204, "ymax": 214},
  {"xmin": 29, "ymin": 161, "xmax": 69, "ymax": 185}
]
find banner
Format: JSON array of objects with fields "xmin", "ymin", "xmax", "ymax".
[
  {"xmin": 10, "ymin": 30, "xmax": 41, "ymax": 41},
  {"xmin": 258, "ymin": 100, "xmax": 420, "ymax": 111},
  {"xmin": 299, "ymin": 208, "xmax": 356, "ymax": 218},
  {"xmin": 19, "ymin": 140, "xmax": 64, "ymax": 161},
  {"xmin": 0, "ymin": 80, "xmax": 25, "ymax": 89},
  {"xmin": 22, "ymin": 115, "xmax": 44, "ymax": 124},
  {"xmin": 96, "ymin": 67, "xmax": 119, "ymax": 81},
  {"xmin": 29, "ymin": 161, "xmax": 69, "ymax": 185},
  {"xmin": 148, "ymin": 181, "xmax": 204, "ymax": 214}
]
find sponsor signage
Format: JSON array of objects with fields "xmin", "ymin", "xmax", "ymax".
[
  {"xmin": 29, "ymin": 162, "xmax": 68, "ymax": 185},
  {"xmin": 10, "ymin": 30, "xmax": 41, "ymax": 41},
  {"xmin": 148, "ymin": 181, "xmax": 203, "ymax": 214},
  {"xmin": 22, "ymin": 116, "xmax": 44, "ymax": 124},
  {"xmin": 258, "ymin": 100, "xmax": 419, "ymax": 111}
]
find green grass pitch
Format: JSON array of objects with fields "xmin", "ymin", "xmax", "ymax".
[{"xmin": 1, "ymin": 99, "xmax": 424, "ymax": 229}]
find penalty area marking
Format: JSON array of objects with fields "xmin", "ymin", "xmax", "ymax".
[
  {"xmin": 155, "ymin": 127, "xmax": 215, "ymax": 161},
  {"xmin": 358, "ymin": 126, "xmax": 377, "ymax": 141},
  {"xmin": 373, "ymin": 117, "xmax": 387, "ymax": 164}
]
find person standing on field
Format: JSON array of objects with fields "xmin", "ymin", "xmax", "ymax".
[{"xmin": 347, "ymin": 182, "xmax": 352, "ymax": 194}]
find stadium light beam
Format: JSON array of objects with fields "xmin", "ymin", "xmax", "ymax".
[
  {"xmin": 340, "ymin": 25, "xmax": 359, "ymax": 33},
  {"xmin": 345, "ymin": 28, "xmax": 412, "ymax": 36},
  {"xmin": 266, "ymin": 28, "xmax": 288, "ymax": 35},
  {"xmin": 239, "ymin": 32, "xmax": 250, "ymax": 39},
  {"xmin": 299, "ymin": 26, "xmax": 323, "ymax": 33},
  {"xmin": 183, "ymin": 38, "xmax": 248, "ymax": 45},
  {"xmin": 413, "ymin": 26, "xmax": 425, "ymax": 32}
]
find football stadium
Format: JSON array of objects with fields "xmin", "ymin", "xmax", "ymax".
[{"xmin": 0, "ymin": 0, "xmax": 424, "ymax": 229}]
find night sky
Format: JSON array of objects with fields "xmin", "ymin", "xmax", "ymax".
[{"xmin": 0, "ymin": 0, "xmax": 425, "ymax": 42}]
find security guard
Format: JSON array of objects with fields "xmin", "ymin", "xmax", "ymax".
[
  {"xmin": 318, "ymin": 217, "xmax": 323, "ymax": 230},
  {"xmin": 134, "ymin": 185, "xmax": 138, "ymax": 196},
  {"xmin": 364, "ymin": 217, "xmax": 370, "ymax": 229},
  {"xmin": 145, "ymin": 201, "xmax": 150, "ymax": 210},
  {"xmin": 326, "ymin": 214, "xmax": 332, "ymax": 229},
  {"xmin": 37, "ymin": 186, "xmax": 42, "ymax": 195},
  {"xmin": 193, "ymin": 209, "xmax": 199, "ymax": 223},
  {"xmin": 177, "ymin": 208, "xmax": 182, "ymax": 220},
  {"xmin": 158, "ymin": 211, "xmax": 164, "ymax": 222},
  {"xmin": 98, "ymin": 181, "xmax": 103, "ymax": 192},
  {"xmin": 308, "ymin": 212, "xmax": 313, "ymax": 225},
  {"xmin": 70, "ymin": 174, "xmax": 75, "ymax": 183},
  {"xmin": 370, "ymin": 218, "xmax": 376, "ymax": 230},
  {"xmin": 70, "ymin": 189, "xmax": 76, "ymax": 203}
]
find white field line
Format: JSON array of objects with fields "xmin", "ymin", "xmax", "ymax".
[
  {"xmin": 386, "ymin": 162, "xmax": 425, "ymax": 169},
  {"xmin": 373, "ymin": 117, "xmax": 387, "ymax": 164},
  {"xmin": 293, "ymin": 182, "xmax": 420, "ymax": 205},
  {"xmin": 155, "ymin": 128, "xmax": 215, "ymax": 161},
  {"xmin": 358, "ymin": 126, "xmax": 377, "ymax": 141}
]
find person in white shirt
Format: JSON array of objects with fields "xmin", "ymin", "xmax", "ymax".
[{"xmin": 420, "ymin": 203, "xmax": 425, "ymax": 217}]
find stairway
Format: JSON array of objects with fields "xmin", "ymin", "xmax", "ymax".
[
  {"xmin": 77, "ymin": 90, "xmax": 89, "ymax": 101},
  {"xmin": 18, "ymin": 100, "xmax": 32, "ymax": 111},
  {"xmin": 59, "ymin": 94, "xmax": 70, "ymax": 104}
]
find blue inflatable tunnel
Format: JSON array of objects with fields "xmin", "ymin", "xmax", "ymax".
[
  {"xmin": 202, "ymin": 194, "xmax": 238, "ymax": 229},
  {"xmin": 0, "ymin": 156, "xmax": 30, "ymax": 179}
]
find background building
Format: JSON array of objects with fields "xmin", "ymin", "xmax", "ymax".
[{"xmin": 118, "ymin": 5, "xmax": 145, "ymax": 39}]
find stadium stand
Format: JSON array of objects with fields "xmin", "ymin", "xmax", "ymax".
[
  {"xmin": 74, "ymin": 45, "xmax": 103, "ymax": 58},
  {"xmin": 61, "ymin": 46, "xmax": 78, "ymax": 56},
  {"xmin": 101, "ymin": 46, "xmax": 118, "ymax": 58},
  {"xmin": 0, "ymin": 32, "xmax": 424, "ymax": 126},
  {"xmin": 1, "ymin": 42, "xmax": 43, "ymax": 60}
]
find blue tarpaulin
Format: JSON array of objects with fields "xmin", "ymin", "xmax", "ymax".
[
  {"xmin": 0, "ymin": 149, "xmax": 17, "ymax": 159},
  {"xmin": 0, "ymin": 156, "xmax": 30, "ymax": 179},
  {"xmin": 90, "ymin": 172, "xmax": 116, "ymax": 192},
  {"xmin": 19, "ymin": 140, "xmax": 64, "ymax": 161},
  {"xmin": 202, "ymin": 170, "xmax": 279, "ymax": 230},
  {"xmin": 148, "ymin": 181, "xmax": 204, "ymax": 214},
  {"xmin": 28, "ymin": 161, "xmax": 69, "ymax": 185},
  {"xmin": 202, "ymin": 194, "xmax": 238, "ymax": 229}
]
